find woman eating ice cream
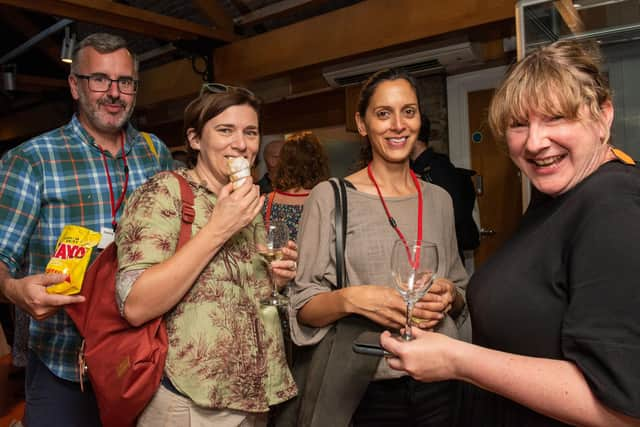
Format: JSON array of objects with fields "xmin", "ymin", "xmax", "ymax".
[{"xmin": 114, "ymin": 83, "xmax": 298, "ymax": 426}]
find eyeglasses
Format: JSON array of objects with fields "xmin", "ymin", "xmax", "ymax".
[
  {"xmin": 74, "ymin": 73, "xmax": 139, "ymax": 95},
  {"xmin": 200, "ymin": 82, "xmax": 256, "ymax": 98}
]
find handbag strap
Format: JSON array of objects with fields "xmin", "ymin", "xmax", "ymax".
[
  {"xmin": 329, "ymin": 178, "xmax": 348, "ymax": 289},
  {"xmin": 169, "ymin": 171, "xmax": 195, "ymax": 248}
]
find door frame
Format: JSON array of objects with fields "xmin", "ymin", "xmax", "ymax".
[
  {"xmin": 446, "ymin": 66, "xmax": 531, "ymax": 211},
  {"xmin": 446, "ymin": 66, "xmax": 507, "ymax": 169},
  {"xmin": 446, "ymin": 66, "xmax": 506, "ymax": 273}
]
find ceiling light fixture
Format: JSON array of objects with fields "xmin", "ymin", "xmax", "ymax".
[
  {"xmin": 2, "ymin": 64, "xmax": 16, "ymax": 91},
  {"xmin": 60, "ymin": 26, "xmax": 75, "ymax": 64}
]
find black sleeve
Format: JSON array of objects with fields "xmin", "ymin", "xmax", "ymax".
[{"xmin": 561, "ymin": 191, "xmax": 640, "ymax": 418}]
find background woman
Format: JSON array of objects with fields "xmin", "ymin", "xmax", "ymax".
[
  {"xmin": 261, "ymin": 131, "xmax": 330, "ymax": 242},
  {"xmin": 381, "ymin": 40, "xmax": 640, "ymax": 426},
  {"xmin": 261, "ymin": 131, "xmax": 329, "ymax": 370},
  {"xmin": 115, "ymin": 85, "xmax": 297, "ymax": 426},
  {"xmin": 289, "ymin": 68, "xmax": 468, "ymax": 426}
]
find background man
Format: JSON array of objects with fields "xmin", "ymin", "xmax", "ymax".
[
  {"xmin": 411, "ymin": 113, "xmax": 480, "ymax": 265},
  {"xmin": 258, "ymin": 139, "xmax": 284, "ymax": 194},
  {"xmin": 0, "ymin": 33, "xmax": 173, "ymax": 426}
]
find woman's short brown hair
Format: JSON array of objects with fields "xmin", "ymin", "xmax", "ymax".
[
  {"xmin": 183, "ymin": 88, "xmax": 261, "ymax": 166},
  {"xmin": 488, "ymin": 40, "xmax": 611, "ymax": 144},
  {"xmin": 272, "ymin": 131, "xmax": 330, "ymax": 191}
]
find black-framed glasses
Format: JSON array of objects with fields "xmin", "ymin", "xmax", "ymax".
[
  {"xmin": 200, "ymin": 82, "xmax": 256, "ymax": 98},
  {"xmin": 74, "ymin": 73, "xmax": 139, "ymax": 95}
]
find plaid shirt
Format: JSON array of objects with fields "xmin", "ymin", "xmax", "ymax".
[{"xmin": 0, "ymin": 115, "xmax": 173, "ymax": 381}]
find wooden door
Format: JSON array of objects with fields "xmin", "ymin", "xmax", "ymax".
[{"xmin": 468, "ymin": 89, "xmax": 522, "ymax": 268}]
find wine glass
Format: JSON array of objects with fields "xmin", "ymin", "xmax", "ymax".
[
  {"xmin": 254, "ymin": 221, "xmax": 290, "ymax": 306},
  {"xmin": 390, "ymin": 239, "xmax": 438, "ymax": 340}
]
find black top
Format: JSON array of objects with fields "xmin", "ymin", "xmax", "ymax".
[
  {"xmin": 462, "ymin": 161, "xmax": 640, "ymax": 425},
  {"xmin": 411, "ymin": 147, "xmax": 479, "ymax": 263},
  {"xmin": 258, "ymin": 172, "xmax": 272, "ymax": 194}
]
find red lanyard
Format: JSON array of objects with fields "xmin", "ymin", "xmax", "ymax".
[
  {"xmin": 274, "ymin": 189, "xmax": 310, "ymax": 197},
  {"xmin": 99, "ymin": 132, "xmax": 129, "ymax": 231},
  {"xmin": 265, "ymin": 192, "xmax": 276, "ymax": 230},
  {"xmin": 367, "ymin": 163, "xmax": 423, "ymax": 268}
]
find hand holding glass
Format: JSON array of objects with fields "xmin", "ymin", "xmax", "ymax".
[
  {"xmin": 254, "ymin": 222, "xmax": 289, "ymax": 306},
  {"xmin": 391, "ymin": 240, "xmax": 438, "ymax": 340}
]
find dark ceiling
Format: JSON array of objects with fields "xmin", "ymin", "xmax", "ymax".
[{"xmin": 0, "ymin": 0, "xmax": 363, "ymax": 118}]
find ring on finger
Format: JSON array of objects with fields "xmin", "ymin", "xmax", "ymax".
[{"xmin": 290, "ymin": 260, "xmax": 297, "ymax": 271}]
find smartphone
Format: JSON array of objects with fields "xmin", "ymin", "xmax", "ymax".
[{"xmin": 352, "ymin": 331, "xmax": 394, "ymax": 357}]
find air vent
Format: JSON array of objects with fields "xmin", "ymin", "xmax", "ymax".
[{"xmin": 323, "ymin": 42, "xmax": 480, "ymax": 87}]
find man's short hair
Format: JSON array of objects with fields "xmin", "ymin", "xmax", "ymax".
[{"xmin": 70, "ymin": 33, "xmax": 138, "ymax": 74}]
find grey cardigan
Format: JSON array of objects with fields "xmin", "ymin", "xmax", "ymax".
[{"xmin": 289, "ymin": 179, "xmax": 469, "ymax": 366}]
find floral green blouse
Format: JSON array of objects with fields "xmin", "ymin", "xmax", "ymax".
[{"xmin": 115, "ymin": 169, "xmax": 296, "ymax": 412}]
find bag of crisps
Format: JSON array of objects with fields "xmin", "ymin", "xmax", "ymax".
[{"xmin": 45, "ymin": 225, "xmax": 101, "ymax": 295}]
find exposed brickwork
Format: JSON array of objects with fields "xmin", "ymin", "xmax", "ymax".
[{"xmin": 417, "ymin": 73, "xmax": 449, "ymax": 154}]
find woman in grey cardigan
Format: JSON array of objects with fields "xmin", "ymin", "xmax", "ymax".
[{"xmin": 288, "ymin": 68, "xmax": 468, "ymax": 426}]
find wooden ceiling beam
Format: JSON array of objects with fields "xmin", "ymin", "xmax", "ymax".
[
  {"xmin": 0, "ymin": 0, "xmax": 238, "ymax": 43},
  {"xmin": 0, "ymin": 6, "xmax": 64, "ymax": 67},
  {"xmin": 229, "ymin": 0, "xmax": 252, "ymax": 14},
  {"xmin": 214, "ymin": 0, "xmax": 515, "ymax": 83},
  {"xmin": 192, "ymin": 0, "xmax": 234, "ymax": 33},
  {"xmin": 137, "ymin": 58, "xmax": 202, "ymax": 107},
  {"xmin": 16, "ymin": 74, "xmax": 68, "ymax": 92},
  {"xmin": 234, "ymin": 0, "xmax": 330, "ymax": 27},
  {"xmin": 554, "ymin": 0, "xmax": 585, "ymax": 34},
  {"xmin": 261, "ymin": 88, "xmax": 345, "ymax": 134}
]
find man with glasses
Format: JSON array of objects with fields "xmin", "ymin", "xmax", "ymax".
[{"xmin": 0, "ymin": 33, "xmax": 173, "ymax": 426}]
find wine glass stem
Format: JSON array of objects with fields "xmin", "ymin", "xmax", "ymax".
[
  {"xmin": 269, "ymin": 265, "xmax": 279, "ymax": 297},
  {"xmin": 405, "ymin": 301, "xmax": 413, "ymax": 340}
]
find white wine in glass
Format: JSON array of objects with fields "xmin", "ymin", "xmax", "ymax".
[
  {"xmin": 254, "ymin": 222, "xmax": 289, "ymax": 306},
  {"xmin": 259, "ymin": 248, "xmax": 284, "ymax": 264},
  {"xmin": 390, "ymin": 240, "xmax": 438, "ymax": 340}
]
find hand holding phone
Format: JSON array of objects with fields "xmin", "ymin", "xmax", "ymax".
[{"xmin": 352, "ymin": 331, "xmax": 394, "ymax": 357}]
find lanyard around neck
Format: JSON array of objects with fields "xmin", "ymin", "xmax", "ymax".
[
  {"xmin": 274, "ymin": 189, "xmax": 310, "ymax": 197},
  {"xmin": 367, "ymin": 163, "xmax": 423, "ymax": 267},
  {"xmin": 99, "ymin": 132, "xmax": 129, "ymax": 231},
  {"xmin": 265, "ymin": 192, "xmax": 276, "ymax": 230}
]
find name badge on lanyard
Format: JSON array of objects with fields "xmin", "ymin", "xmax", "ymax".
[{"xmin": 97, "ymin": 227, "xmax": 115, "ymax": 249}]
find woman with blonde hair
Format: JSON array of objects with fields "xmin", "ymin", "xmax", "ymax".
[{"xmin": 381, "ymin": 40, "xmax": 640, "ymax": 426}]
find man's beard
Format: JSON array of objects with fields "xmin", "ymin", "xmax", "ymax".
[{"xmin": 78, "ymin": 89, "xmax": 135, "ymax": 133}]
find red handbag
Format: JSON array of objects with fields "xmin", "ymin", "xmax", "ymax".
[{"xmin": 66, "ymin": 171, "xmax": 195, "ymax": 427}]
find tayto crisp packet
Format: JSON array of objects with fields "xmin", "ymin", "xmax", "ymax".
[{"xmin": 45, "ymin": 225, "xmax": 101, "ymax": 295}]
